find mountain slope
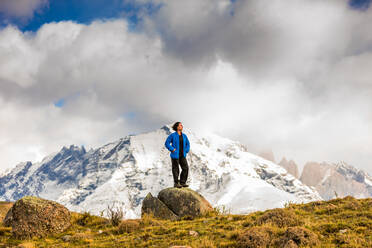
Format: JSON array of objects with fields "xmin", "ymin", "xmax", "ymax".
[{"xmin": 0, "ymin": 124, "xmax": 322, "ymax": 218}]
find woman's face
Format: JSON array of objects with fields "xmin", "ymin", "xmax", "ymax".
[{"xmin": 178, "ymin": 123, "xmax": 183, "ymax": 131}]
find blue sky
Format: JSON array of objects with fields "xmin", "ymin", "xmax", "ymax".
[
  {"xmin": 350, "ymin": 0, "xmax": 372, "ymax": 9},
  {"xmin": 0, "ymin": 0, "xmax": 161, "ymax": 32},
  {"xmin": 0, "ymin": 0, "xmax": 370, "ymax": 32}
]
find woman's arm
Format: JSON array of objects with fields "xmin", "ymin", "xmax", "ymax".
[{"xmin": 165, "ymin": 134, "xmax": 175, "ymax": 152}]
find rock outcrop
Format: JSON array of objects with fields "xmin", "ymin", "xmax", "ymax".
[
  {"xmin": 141, "ymin": 192, "xmax": 179, "ymax": 220},
  {"xmin": 300, "ymin": 161, "xmax": 372, "ymax": 200},
  {"xmin": 158, "ymin": 187, "xmax": 214, "ymax": 217},
  {"xmin": 3, "ymin": 195, "xmax": 71, "ymax": 239},
  {"xmin": 279, "ymin": 157, "xmax": 300, "ymax": 179},
  {"xmin": 141, "ymin": 187, "xmax": 213, "ymax": 220}
]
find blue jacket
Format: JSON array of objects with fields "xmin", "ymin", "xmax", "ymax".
[{"xmin": 164, "ymin": 132, "xmax": 190, "ymax": 159}]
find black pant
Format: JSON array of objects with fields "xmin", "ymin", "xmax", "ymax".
[{"xmin": 171, "ymin": 156, "xmax": 189, "ymax": 184}]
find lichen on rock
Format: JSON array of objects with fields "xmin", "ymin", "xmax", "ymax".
[{"xmin": 3, "ymin": 195, "xmax": 71, "ymax": 239}]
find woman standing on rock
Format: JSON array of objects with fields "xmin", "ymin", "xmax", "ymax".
[{"xmin": 164, "ymin": 122, "xmax": 190, "ymax": 188}]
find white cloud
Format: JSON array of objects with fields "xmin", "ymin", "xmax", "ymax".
[{"xmin": 0, "ymin": 0, "xmax": 371, "ymax": 175}]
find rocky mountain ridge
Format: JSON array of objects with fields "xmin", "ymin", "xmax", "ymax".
[
  {"xmin": 300, "ymin": 161, "xmax": 372, "ymax": 200},
  {"xmin": 0, "ymin": 124, "xmax": 322, "ymax": 218}
]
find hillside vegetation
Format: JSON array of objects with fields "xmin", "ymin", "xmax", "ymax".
[{"xmin": 0, "ymin": 196, "xmax": 371, "ymax": 247}]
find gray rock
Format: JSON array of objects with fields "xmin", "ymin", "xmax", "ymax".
[
  {"xmin": 157, "ymin": 187, "xmax": 213, "ymax": 217},
  {"xmin": 141, "ymin": 192, "xmax": 179, "ymax": 221}
]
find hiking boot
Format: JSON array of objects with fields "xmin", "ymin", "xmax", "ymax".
[
  {"xmin": 174, "ymin": 182, "xmax": 182, "ymax": 188},
  {"xmin": 180, "ymin": 182, "xmax": 189, "ymax": 187}
]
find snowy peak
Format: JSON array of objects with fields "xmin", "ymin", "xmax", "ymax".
[
  {"xmin": 0, "ymin": 124, "xmax": 322, "ymax": 218},
  {"xmin": 160, "ymin": 123, "xmax": 173, "ymax": 134},
  {"xmin": 335, "ymin": 161, "xmax": 370, "ymax": 184},
  {"xmin": 60, "ymin": 144, "xmax": 87, "ymax": 156}
]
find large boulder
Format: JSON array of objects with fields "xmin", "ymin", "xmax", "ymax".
[
  {"xmin": 160, "ymin": 187, "xmax": 214, "ymax": 218},
  {"xmin": 141, "ymin": 187, "xmax": 214, "ymax": 220},
  {"xmin": 3, "ymin": 196, "xmax": 71, "ymax": 239},
  {"xmin": 141, "ymin": 192, "xmax": 179, "ymax": 221}
]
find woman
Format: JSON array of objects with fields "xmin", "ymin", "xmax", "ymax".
[{"xmin": 164, "ymin": 122, "xmax": 190, "ymax": 188}]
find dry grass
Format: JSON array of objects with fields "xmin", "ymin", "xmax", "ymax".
[
  {"xmin": 254, "ymin": 208, "xmax": 304, "ymax": 227},
  {"xmin": 236, "ymin": 226, "xmax": 274, "ymax": 247},
  {"xmin": 0, "ymin": 196, "xmax": 370, "ymax": 247},
  {"xmin": 106, "ymin": 202, "xmax": 125, "ymax": 226},
  {"xmin": 117, "ymin": 219, "xmax": 142, "ymax": 234}
]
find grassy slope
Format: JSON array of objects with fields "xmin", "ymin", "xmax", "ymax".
[{"xmin": 0, "ymin": 196, "xmax": 371, "ymax": 248}]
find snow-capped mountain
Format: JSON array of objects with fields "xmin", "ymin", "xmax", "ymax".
[
  {"xmin": 0, "ymin": 124, "xmax": 322, "ymax": 218},
  {"xmin": 300, "ymin": 161, "xmax": 372, "ymax": 200}
]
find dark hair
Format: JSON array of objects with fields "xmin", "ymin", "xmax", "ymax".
[{"xmin": 172, "ymin": 122, "xmax": 181, "ymax": 131}]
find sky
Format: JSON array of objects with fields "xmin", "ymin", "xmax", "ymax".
[{"xmin": 0, "ymin": 0, "xmax": 371, "ymax": 175}]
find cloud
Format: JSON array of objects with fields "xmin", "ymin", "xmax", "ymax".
[
  {"xmin": 0, "ymin": 0, "xmax": 371, "ymax": 175},
  {"xmin": 140, "ymin": 0, "xmax": 372, "ymax": 170},
  {"xmin": 0, "ymin": 0, "xmax": 48, "ymax": 23}
]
